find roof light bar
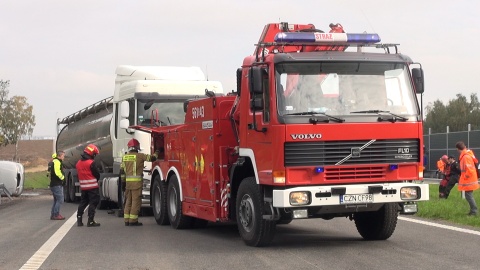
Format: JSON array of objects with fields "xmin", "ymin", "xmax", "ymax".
[{"xmin": 274, "ymin": 32, "xmax": 381, "ymax": 44}]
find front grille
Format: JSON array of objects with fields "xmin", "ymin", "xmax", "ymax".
[
  {"xmin": 325, "ymin": 166, "xmax": 386, "ymax": 180},
  {"xmin": 284, "ymin": 139, "xmax": 419, "ymax": 167}
]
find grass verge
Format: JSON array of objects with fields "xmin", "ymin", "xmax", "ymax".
[
  {"xmin": 24, "ymin": 171, "xmax": 50, "ymax": 189},
  {"xmin": 416, "ymin": 183, "xmax": 480, "ymax": 227}
]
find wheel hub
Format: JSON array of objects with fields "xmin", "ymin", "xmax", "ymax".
[{"xmin": 239, "ymin": 194, "xmax": 255, "ymax": 232}]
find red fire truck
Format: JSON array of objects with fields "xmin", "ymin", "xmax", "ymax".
[{"xmin": 129, "ymin": 22, "xmax": 429, "ymax": 246}]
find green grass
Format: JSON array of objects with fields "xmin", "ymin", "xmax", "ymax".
[
  {"xmin": 416, "ymin": 183, "xmax": 480, "ymax": 227},
  {"xmin": 24, "ymin": 171, "xmax": 50, "ymax": 189}
]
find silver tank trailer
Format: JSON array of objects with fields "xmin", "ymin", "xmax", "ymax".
[{"xmin": 56, "ymin": 97, "xmax": 114, "ymax": 173}]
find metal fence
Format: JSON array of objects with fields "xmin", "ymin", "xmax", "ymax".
[{"xmin": 423, "ymin": 125, "xmax": 480, "ymax": 172}]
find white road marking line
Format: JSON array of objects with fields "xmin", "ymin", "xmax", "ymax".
[
  {"xmin": 19, "ymin": 211, "xmax": 78, "ymax": 270},
  {"xmin": 399, "ymin": 216, "xmax": 480, "ymax": 236}
]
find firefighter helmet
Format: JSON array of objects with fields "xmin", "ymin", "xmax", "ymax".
[
  {"xmin": 127, "ymin": 139, "xmax": 140, "ymax": 150},
  {"xmin": 84, "ymin": 144, "xmax": 99, "ymax": 157}
]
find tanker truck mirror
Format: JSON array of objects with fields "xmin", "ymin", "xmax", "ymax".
[
  {"xmin": 119, "ymin": 119, "xmax": 130, "ymax": 129},
  {"xmin": 249, "ymin": 67, "xmax": 264, "ymax": 94},
  {"xmin": 183, "ymin": 100, "xmax": 189, "ymax": 113},
  {"xmin": 411, "ymin": 68, "xmax": 424, "ymax": 94},
  {"xmin": 120, "ymin": 101, "xmax": 130, "ymax": 118}
]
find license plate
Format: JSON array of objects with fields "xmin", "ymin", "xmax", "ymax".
[{"xmin": 340, "ymin": 194, "xmax": 374, "ymax": 204}]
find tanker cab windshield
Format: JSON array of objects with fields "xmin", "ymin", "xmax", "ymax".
[
  {"xmin": 137, "ymin": 100, "xmax": 186, "ymax": 127},
  {"xmin": 275, "ymin": 62, "xmax": 419, "ymax": 123}
]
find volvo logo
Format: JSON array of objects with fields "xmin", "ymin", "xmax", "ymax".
[
  {"xmin": 290, "ymin": 133, "xmax": 322, "ymax": 140},
  {"xmin": 351, "ymin": 147, "xmax": 361, "ymax": 158}
]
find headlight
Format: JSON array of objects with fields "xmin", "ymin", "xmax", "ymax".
[
  {"xmin": 400, "ymin": 187, "xmax": 419, "ymax": 200},
  {"xmin": 289, "ymin": 191, "xmax": 311, "ymax": 206}
]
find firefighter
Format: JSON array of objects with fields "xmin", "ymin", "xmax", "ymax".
[
  {"xmin": 443, "ymin": 156, "xmax": 461, "ymax": 199},
  {"xmin": 76, "ymin": 144, "xmax": 101, "ymax": 227},
  {"xmin": 121, "ymin": 139, "xmax": 158, "ymax": 226},
  {"xmin": 456, "ymin": 141, "xmax": 479, "ymax": 216}
]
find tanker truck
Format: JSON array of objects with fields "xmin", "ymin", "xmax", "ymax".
[
  {"xmin": 130, "ymin": 22, "xmax": 429, "ymax": 247},
  {"xmin": 56, "ymin": 65, "xmax": 223, "ymax": 209}
]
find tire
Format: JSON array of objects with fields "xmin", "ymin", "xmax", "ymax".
[
  {"xmin": 152, "ymin": 175, "xmax": 169, "ymax": 225},
  {"xmin": 167, "ymin": 175, "xmax": 193, "ymax": 229},
  {"xmin": 236, "ymin": 177, "xmax": 276, "ymax": 247},
  {"xmin": 64, "ymin": 178, "xmax": 72, "ymax": 203},
  {"xmin": 354, "ymin": 203, "xmax": 398, "ymax": 240},
  {"xmin": 68, "ymin": 174, "xmax": 77, "ymax": 202}
]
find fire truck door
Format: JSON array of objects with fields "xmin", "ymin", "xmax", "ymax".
[
  {"xmin": 181, "ymin": 131, "xmax": 197, "ymax": 203},
  {"xmin": 195, "ymin": 128, "xmax": 214, "ymax": 206}
]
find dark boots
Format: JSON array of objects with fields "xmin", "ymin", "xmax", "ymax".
[
  {"xmin": 87, "ymin": 217, "xmax": 100, "ymax": 227},
  {"xmin": 77, "ymin": 216, "xmax": 84, "ymax": 227},
  {"xmin": 129, "ymin": 221, "xmax": 143, "ymax": 226}
]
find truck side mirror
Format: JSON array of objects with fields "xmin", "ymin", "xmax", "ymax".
[
  {"xmin": 412, "ymin": 68, "xmax": 424, "ymax": 94},
  {"xmin": 250, "ymin": 97, "xmax": 264, "ymax": 110},
  {"xmin": 183, "ymin": 100, "xmax": 189, "ymax": 113},
  {"xmin": 236, "ymin": 68, "xmax": 242, "ymax": 96},
  {"xmin": 119, "ymin": 119, "xmax": 130, "ymax": 129},
  {"xmin": 120, "ymin": 101, "xmax": 130, "ymax": 118},
  {"xmin": 249, "ymin": 67, "xmax": 264, "ymax": 94}
]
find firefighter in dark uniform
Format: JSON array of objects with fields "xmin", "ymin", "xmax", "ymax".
[
  {"xmin": 121, "ymin": 139, "xmax": 158, "ymax": 226},
  {"xmin": 76, "ymin": 144, "xmax": 101, "ymax": 227},
  {"xmin": 443, "ymin": 155, "xmax": 461, "ymax": 199}
]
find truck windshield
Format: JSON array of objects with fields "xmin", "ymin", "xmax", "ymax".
[
  {"xmin": 137, "ymin": 100, "xmax": 185, "ymax": 126},
  {"xmin": 275, "ymin": 62, "xmax": 419, "ymax": 117}
]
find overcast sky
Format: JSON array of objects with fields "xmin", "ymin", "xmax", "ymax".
[{"xmin": 1, "ymin": 0, "xmax": 479, "ymax": 137}]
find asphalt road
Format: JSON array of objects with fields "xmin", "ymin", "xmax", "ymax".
[{"xmin": 1, "ymin": 189, "xmax": 479, "ymax": 270}]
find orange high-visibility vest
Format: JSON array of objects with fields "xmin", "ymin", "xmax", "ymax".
[
  {"xmin": 437, "ymin": 160, "xmax": 445, "ymax": 173},
  {"xmin": 458, "ymin": 149, "xmax": 479, "ymax": 191}
]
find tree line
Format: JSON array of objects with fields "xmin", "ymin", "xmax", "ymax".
[
  {"xmin": 0, "ymin": 80, "xmax": 36, "ymax": 159},
  {"xmin": 423, "ymin": 93, "xmax": 480, "ymax": 133}
]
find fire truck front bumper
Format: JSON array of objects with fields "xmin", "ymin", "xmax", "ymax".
[{"xmin": 272, "ymin": 182, "xmax": 429, "ymax": 210}]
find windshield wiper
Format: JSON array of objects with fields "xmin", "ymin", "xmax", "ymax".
[
  {"xmin": 350, "ymin": 110, "xmax": 408, "ymax": 122},
  {"xmin": 283, "ymin": 111, "xmax": 345, "ymax": 123}
]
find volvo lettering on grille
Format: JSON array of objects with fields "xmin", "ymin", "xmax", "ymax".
[{"xmin": 290, "ymin": 133, "xmax": 322, "ymax": 140}]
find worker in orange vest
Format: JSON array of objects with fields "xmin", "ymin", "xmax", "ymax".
[
  {"xmin": 456, "ymin": 141, "xmax": 478, "ymax": 216},
  {"xmin": 436, "ymin": 155, "xmax": 448, "ymax": 179}
]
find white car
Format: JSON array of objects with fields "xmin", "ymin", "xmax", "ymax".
[{"xmin": 0, "ymin": 161, "xmax": 25, "ymax": 197}]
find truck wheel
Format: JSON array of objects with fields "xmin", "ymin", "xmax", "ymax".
[
  {"xmin": 354, "ymin": 203, "xmax": 398, "ymax": 240},
  {"xmin": 236, "ymin": 177, "xmax": 276, "ymax": 247},
  {"xmin": 64, "ymin": 179, "xmax": 72, "ymax": 203},
  {"xmin": 152, "ymin": 175, "xmax": 169, "ymax": 225},
  {"xmin": 167, "ymin": 175, "xmax": 193, "ymax": 229},
  {"xmin": 68, "ymin": 174, "xmax": 77, "ymax": 202}
]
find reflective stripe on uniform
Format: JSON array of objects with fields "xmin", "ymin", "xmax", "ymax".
[
  {"xmin": 459, "ymin": 182, "xmax": 478, "ymax": 187},
  {"xmin": 79, "ymin": 179, "xmax": 99, "ymax": 189},
  {"xmin": 123, "ymin": 155, "xmax": 136, "ymax": 161},
  {"xmin": 126, "ymin": 176, "xmax": 142, "ymax": 182}
]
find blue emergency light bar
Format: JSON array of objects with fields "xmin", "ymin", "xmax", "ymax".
[{"xmin": 274, "ymin": 32, "xmax": 381, "ymax": 44}]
